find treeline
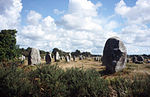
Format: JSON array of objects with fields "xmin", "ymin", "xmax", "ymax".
[
  {"xmin": 0, "ymin": 29, "xmax": 92, "ymax": 62},
  {"xmin": 20, "ymin": 47, "xmax": 92, "ymax": 59}
]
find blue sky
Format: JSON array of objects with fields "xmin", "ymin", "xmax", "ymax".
[{"xmin": 0, "ymin": 0, "xmax": 150, "ymax": 54}]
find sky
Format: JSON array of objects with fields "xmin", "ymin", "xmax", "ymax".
[{"xmin": 0, "ymin": 0, "xmax": 150, "ymax": 54}]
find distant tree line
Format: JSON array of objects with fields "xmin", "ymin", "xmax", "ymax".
[{"xmin": 0, "ymin": 29, "xmax": 97, "ymax": 62}]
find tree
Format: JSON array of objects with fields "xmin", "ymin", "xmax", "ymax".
[
  {"xmin": 81, "ymin": 52, "xmax": 91, "ymax": 57},
  {"xmin": 0, "ymin": 29, "xmax": 20, "ymax": 61},
  {"xmin": 71, "ymin": 50, "xmax": 81, "ymax": 57},
  {"xmin": 52, "ymin": 48, "xmax": 66, "ymax": 56}
]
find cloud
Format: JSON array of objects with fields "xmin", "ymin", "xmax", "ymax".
[
  {"xmin": 115, "ymin": 0, "xmax": 150, "ymax": 24},
  {"xmin": 53, "ymin": 9, "xmax": 65, "ymax": 15},
  {"xmin": 115, "ymin": 0, "xmax": 130, "ymax": 16},
  {"xmin": 12, "ymin": 0, "xmax": 150, "ymax": 54},
  {"xmin": 27, "ymin": 10, "xmax": 42, "ymax": 25},
  {"xmin": 115, "ymin": 0, "xmax": 150, "ymax": 54},
  {"xmin": 2, "ymin": 0, "xmax": 149, "ymax": 54},
  {"xmin": 18, "ymin": 0, "xmax": 127, "ymax": 54},
  {"xmin": 0, "ymin": 0, "xmax": 22, "ymax": 30},
  {"xmin": 18, "ymin": 0, "xmax": 111, "ymax": 54},
  {"xmin": 61, "ymin": 0, "xmax": 103, "ymax": 32},
  {"xmin": 68, "ymin": 0, "xmax": 101, "ymax": 17},
  {"xmin": 18, "ymin": 11, "xmax": 58, "ymax": 50},
  {"xmin": 3, "ymin": 0, "xmax": 149, "ymax": 54}
]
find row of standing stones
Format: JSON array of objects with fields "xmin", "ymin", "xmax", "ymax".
[{"xmin": 19, "ymin": 37, "xmax": 148, "ymax": 73}]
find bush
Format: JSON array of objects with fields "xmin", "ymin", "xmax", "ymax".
[
  {"xmin": 0, "ymin": 66, "xmax": 32, "ymax": 97},
  {"xmin": 110, "ymin": 75, "xmax": 150, "ymax": 97},
  {"xmin": 110, "ymin": 77, "xmax": 132, "ymax": 97},
  {"xmin": 28, "ymin": 65, "xmax": 67, "ymax": 97},
  {"xmin": 131, "ymin": 75, "xmax": 150, "ymax": 97},
  {"xmin": 0, "ymin": 64, "xmax": 150, "ymax": 97},
  {"xmin": 63, "ymin": 68, "xmax": 109, "ymax": 97},
  {"xmin": 29, "ymin": 65, "xmax": 109, "ymax": 97}
]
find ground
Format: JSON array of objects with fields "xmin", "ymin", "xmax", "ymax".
[{"xmin": 22, "ymin": 57, "xmax": 150, "ymax": 78}]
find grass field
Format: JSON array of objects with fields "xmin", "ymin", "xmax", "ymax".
[
  {"xmin": 1, "ymin": 58, "xmax": 150, "ymax": 97},
  {"xmin": 22, "ymin": 57, "xmax": 150, "ymax": 78}
]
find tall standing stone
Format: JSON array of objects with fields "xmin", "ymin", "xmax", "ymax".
[
  {"xmin": 65, "ymin": 56, "xmax": 70, "ymax": 62},
  {"xmin": 73, "ymin": 56, "xmax": 76, "ymax": 61},
  {"xmin": 137, "ymin": 56, "xmax": 144, "ymax": 62},
  {"xmin": 132, "ymin": 56, "xmax": 137, "ymax": 63},
  {"xmin": 54, "ymin": 52, "xmax": 60, "ymax": 62},
  {"xmin": 69, "ymin": 53, "xmax": 72, "ymax": 61},
  {"xmin": 45, "ymin": 52, "xmax": 51, "ymax": 64},
  {"xmin": 28, "ymin": 48, "xmax": 41, "ymax": 65},
  {"xmin": 79, "ymin": 55, "xmax": 83, "ymax": 60},
  {"xmin": 102, "ymin": 37, "xmax": 127, "ymax": 73}
]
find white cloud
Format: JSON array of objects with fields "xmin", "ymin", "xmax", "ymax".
[
  {"xmin": 115, "ymin": 0, "xmax": 130, "ymax": 16},
  {"xmin": 104, "ymin": 21, "xmax": 118, "ymax": 31},
  {"xmin": 68, "ymin": 0, "xmax": 101, "ymax": 17},
  {"xmin": 27, "ymin": 10, "xmax": 42, "ymax": 25},
  {"xmin": 0, "ymin": 0, "xmax": 147, "ymax": 54},
  {"xmin": 61, "ymin": 0, "xmax": 103, "ymax": 32},
  {"xmin": 18, "ymin": 0, "xmax": 120, "ymax": 54},
  {"xmin": 0, "ymin": 0, "xmax": 22, "ymax": 30},
  {"xmin": 115, "ymin": 0, "xmax": 150, "ymax": 24},
  {"xmin": 115, "ymin": 0, "xmax": 150, "ymax": 54},
  {"xmin": 53, "ymin": 9, "xmax": 65, "ymax": 15}
]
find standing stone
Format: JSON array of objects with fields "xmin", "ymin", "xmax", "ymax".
[
  {"xmin": 127, "ymin": 58, "xmax": 130, "ymax": 63},
  {"xmin": 94, "ymin": 57, "xmax": 97, "ymax": 61},
  {"xmin": 68, "ymin": 53, "xmax": 72, "ymax": 60},
  {"xmin": 137, "ymin": 56, "xmax": 144, "ymax": 62},
  {"xmin": 28, "ymin": 48, "xmax": 41, "ymax": 65},
  {"xmin": 73, "ymin": 56, "xmax": 76, "ymax": 61},
  {"xmin": 45, "ymin": 52, "xmax": 51, "ymax": 64},
  {"xmin": 83, "ymin": 56, "xmax": 86, "ymax": 59},
  {"xmin": 19, "ymin": 55, "xmax": 25, "ymax": 61},
  {"xmin": 132, "ymin": 56, "xmax": 137, "ymax": 63},
  {"xmin": 65, "ymin": 56, "xmax": 70, "ymax": 62},
  {"xmin": 79, "ymin": 55, "xmax": 83, "ymax": 60},
  {"xmin": 54, "ymin": 52, "xmax": 60, "ymax": 62},
  {"xmin": 102, "ymin": 37, "xmax": 127, "ymax": 73},
  {"xmin": 60, "ymin": 56, "xmax": 63, "ymax": 60},
  {"xmin": 43, "ymin": 56, "xmax": 45, "ymax": 60},
  {"xmin": 135, "ymin": 55, "xmax": 144, "ymax": 64},
  {"xmin": 94, "ymin": 56, "xmax": 100, "ymax": 61}
]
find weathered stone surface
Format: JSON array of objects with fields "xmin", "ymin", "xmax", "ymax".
[
  {"xmin": 131, "ymin": 56, "xmax": 144, "ymax": 64},
  {"xmin": 132, "ymin": 56, "xmax": 137, "ymax": 63},
  {"xmin": 127, "ymin": 58, "xmax": 130, "ymax": 63},
  {"xmin": 19, "ymin": 55, "xmax": 25, "ymax": 61},
  {"xmin": 73, "ymin": 56, "xmax": 76, "ymax": 61},
  {"xmin": 54, "ymin": 52, "xmax": 60, "ymax": 62},
  {"xmin": 102, "ymin": 37, "xmax": 127, "ymax": 73},
  {"xmin": 60, "ymin": 56, "xmax": 63, "ymax": 60},
  {"xmin": 79, "ymin": 55, "xmax": 83, "ymax": 60},
  {"xmin": 65, "ymin": 56, "xmax": 70, "ymax": 62},
  {"xmin": 45, "ymin": 52, "xmax": 51, "ymax": 64},
  {"xmin": 83, "ymin": 56, "xmax": 86, "ymax": 59},
  {"xmin": 135, "ymin": 56, "xmax": 144, "ymax": 64},
  {"xmin": 43, "ymin": 56, "xmax": 45, "ymax": 60},
  {"xmin": 137, "ymin": 56, "xmax": 144, "ymax": 62},
  {"xmin": 94, "ymin": 56, "xmax": 101, "ymax": 62},
  {"xmin": 28, "ymin": 48, "xmax": 41, "ymax": 65},
  {"xmin": 68, "ymin": 53, "xmax": 72, "ymax": 60}
]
